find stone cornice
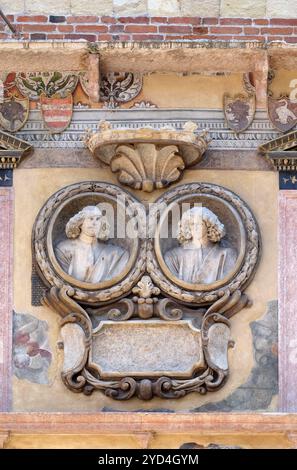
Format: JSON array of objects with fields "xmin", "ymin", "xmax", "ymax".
[
  {"xmin": 16, "ymin": 108, "xmax": 281, "ymax": 151},
  {"xmin": 0, "ymin": 40, "xmax": 297, "ymax": 73}
]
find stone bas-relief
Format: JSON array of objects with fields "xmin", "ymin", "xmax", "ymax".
[
  {"xmin": 33, "ymin": 181, "xmax": 260, "ymax": 400},
  {"xmin": 55, "ymin": 205, "xmax": 129, "ymax": 283},
  {"xmin": 164, "ymin": 207, "xmax": 237, "ymax": 285},
  {"xmin": 34, "ymin": 182, "xmax": 145, "ymax": 302}
]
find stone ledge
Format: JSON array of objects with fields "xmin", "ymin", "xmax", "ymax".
[
  {"xmin": 0, "ymin": 412, "xmax": 297, "ymax": 434},
  {"xmin": 0, "ymin": 40, "xmax": 296, "ymax": 72}
]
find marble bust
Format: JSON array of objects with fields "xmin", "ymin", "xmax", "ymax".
[
  {"xmin": 55, "ymin": 205, "xmax": 129, "ymax": 283},
  {"xmin": 164, "ymin": 206, "xmax": 237, "ymax": 285}
]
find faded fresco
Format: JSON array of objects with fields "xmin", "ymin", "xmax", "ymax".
[{"xmin": 13, "ymin": 312, "xmax": 52, "ymax": 384}]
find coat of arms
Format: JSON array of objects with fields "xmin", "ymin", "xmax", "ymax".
[
  {"xmin": 223, "ymin": 73, "xmax": 256, "ymax": 134},
  {"xmin": 40, "ymin": 93, "xmax": 73, "ymax": 134},
  {"xmin": 268, "ymin": 96, "xmax": 297, "ymax": 133},
  {"xmin": 0, "ymin": 94, "xmax": 29, "ymax": 132},
  {"xmin": 223, "ymin": 93, "xmax": 256, "ymax": 133}
]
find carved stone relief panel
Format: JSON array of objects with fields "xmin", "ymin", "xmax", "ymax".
[
  {"xmin": 34, "ymin": 182, "xmax": 146, "ymax": 303},
  {"xmin": 32, "ymin": 181, "xmax": 261, "ymax": 401},
  {"xmin": 148, "ymin": 183, "xmax": 260, "ymax": 305}
]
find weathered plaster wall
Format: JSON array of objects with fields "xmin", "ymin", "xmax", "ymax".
[
  {"xmin": 73, "ymin": 72, "xmax": 244, "ymax": 110},
  {"xmin": 2, "ymin": 1, "xmax": 297, "ymax": 18},
  {"xmin": 12, "ymin": 167, "xmax": 278, "ymax": 412}
]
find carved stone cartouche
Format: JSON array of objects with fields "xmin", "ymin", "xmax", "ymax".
[{"xmin": 33, "ymin": 181, "xmax": 260, "ymax": 401}]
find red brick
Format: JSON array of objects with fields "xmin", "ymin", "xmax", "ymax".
[
  {"xmin": 57, "ymin": 25, "xmax": 73, "ymax": 32},
  {"xmin": 267, "ymin": 36, "xmax": 283, "ymax": 41},
  {"xmin": 75, "ymin": 25, "xmax": 108, "ymax": 32},
  {"xmin": 180, "ymin": 34, "xmax": 212, "ymax": 40},
  {"xmin": 210, "ymin": 26, "xmax": 242, "ymax": 34},
  {"xmin": 6, "ymin": 15, "xmax": 14, "ymax": 22},
  {"xmin": 270, "ymin": 18, "xmax": 297, "ymax": 26},
  {"xmin": 238, "ymin": 36, "xmax": 265, "ymax": 41},
  {"xmin": 64, "ymin": 33, "xmax": 97, "ymax": 41},
  {"xmin": 244, "ymin": 27, "xmax": 260, "ymax": 35},
  {"xmin": 47, "ymin": 34, "xmax": 65, "ymax": 39},
  {"xmin": 202, "ymin": 18, "xmax": 218, "ymax": 25},
  {"xmin": 168, "ymin": 17, "xmax": 201, "ymax": 25},
  {"xmin": 109, "ymin": 24, "xmax": 125, "ymax": 32},
  {"xmin": 125, "ymin": 25, "xmax": 157, "ymax": 33},
  {"xmin": 97, "ymin": 34, "xmax": 114, "ymax": 41},
  {"xmin": 117, "ymin": 16, "xmax": 149, "ymax": 23},
  {"xmin": 220, "ymin": 18, "xmax": 251, "ymax": 25},
  {"xmin": 164, "ymin": 35, "xmax": 185, "ymax": 39},
  {"xmin": 159, "ymin": 25, "xmax": 192, "ymax": 34},
  {"xmin": 210, "ymin": 35, "xmax": 234, "ymax": 41},
  {"xmin": 254, "ymin": 19, "xmax": 268, "ymax": 25},
  {"xmin": 17, "ymin": 15, "xmax": 48, "ymax": 22},
  {"xmin": 22, "ymin": 24, "xmax": 56, "ymax": 32},
  {"xmin": 116, "ymin": 34, "xmax": 131, "ymax": 41},
  {"xmin": 261, "ymin": 27, "xmax": 293, "ymax": 35},
  {"xmin": 150, "ymin": 17, "xmax": 168, "ymax": 23},
  {"xmin": 30, "ymin": 33, "xmax": 46, "ymax": 40},
  {"xmin": 193, "ymin": 27, "xmax": 208, "ymax": 34},
  {"xmin": 0, "ymin": 33, "xmax": 8, "ymax": 38},
  {"xmin": 66, "ymin": 16, "xmax": 98, "ymax": 23},
  {"xmin": 100, "ymin": 16, "xmax": 116, "ymax": 24},
  {"xmin": 132, "ymin": 34, "xmax": 164, "ymax": 40},
  {"xmin": 283, "ymin": 36, "xmax": 297, "ymax": 43}
]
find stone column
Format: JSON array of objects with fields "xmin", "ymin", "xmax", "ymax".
[
  {"xmin": 0, "ymin": 186, "xmax": 13, "ymax": 411},
  {"xmin": 279, "ymin": 191, "xmax": 297, "ymax": 412}
]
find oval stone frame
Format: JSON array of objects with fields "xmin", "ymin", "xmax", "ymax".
[
  {"xmin": 33, "ymin": 181, "xmax": 146, "ymax": 304},
  {"xmin": 147, "ymin": 183, "xmax": 261, "ymax": 305}
]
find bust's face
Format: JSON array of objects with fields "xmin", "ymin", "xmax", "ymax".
[
  {"xmin": 81, "ymin": 212, "xmax": 101, "ymax": 237},
  {"xmin": 190, "ymin": 214, "xmax": 208, "ymax": 242}
]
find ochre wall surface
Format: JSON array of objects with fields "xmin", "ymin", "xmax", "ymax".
[
  {"xmin": 5, "ymin": 431, "xmax": 292, "ymax": 450},
  {"xmin": 12, "ymin": 167, "xmax": 278, "ymax": 412}
]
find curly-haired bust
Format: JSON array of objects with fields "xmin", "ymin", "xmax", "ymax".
[
  {"xmin": 55, "ymin": 205, "xmax": 129, "ymax": 283},
  {"xmin": 164, "ymin": 206, "xmax": 237, "ymax": 285}
]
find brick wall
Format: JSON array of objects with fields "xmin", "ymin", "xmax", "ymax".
[{"xmin": 1, "ymin": 15, "xmax": 297, "ymax": 42}]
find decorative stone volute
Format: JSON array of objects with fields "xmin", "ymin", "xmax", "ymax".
[{"xmin": 85, "ymin": 121, "xmax": 210, "ymax": 192}]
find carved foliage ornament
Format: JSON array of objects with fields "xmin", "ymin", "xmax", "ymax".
[
  {"xmin": 99, "ymin": 72, "xmax": 142, "ymax": 109},
  {"xmin": 33, "ymin": 182, "xmax": 260, "ymax": 400},
  {"xmin": 15, "ymin": 72, "xmax": 79, "ymax": 100}
]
